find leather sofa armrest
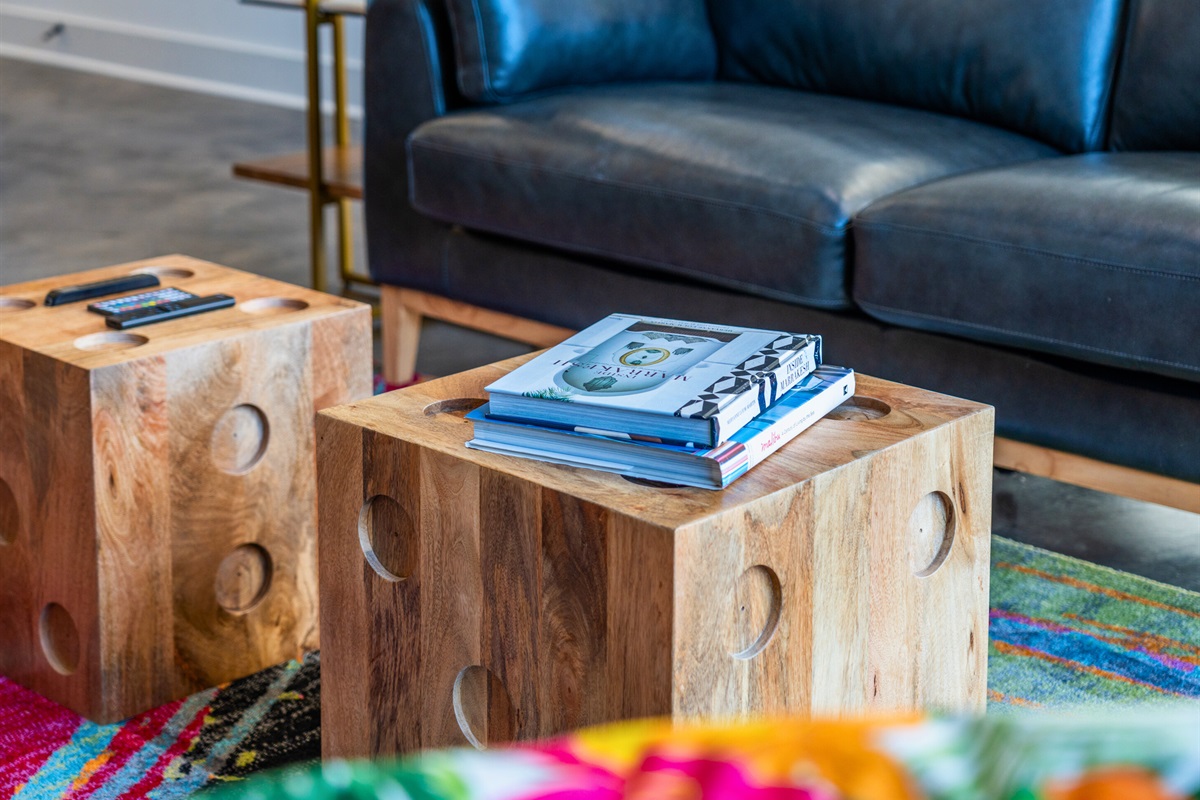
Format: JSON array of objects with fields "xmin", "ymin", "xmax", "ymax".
[
  {"xmin": 365, "ymin": 0, "xmax": 471, "ymax": 287},
  {"xmin": 366, "ymin": 0, "xmax": 467, "ymax": 138}
]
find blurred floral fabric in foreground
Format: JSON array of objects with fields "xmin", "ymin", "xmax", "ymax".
[{"xmin": 209, "ymin": 707, "xmax": 1200, "ymax": 800}]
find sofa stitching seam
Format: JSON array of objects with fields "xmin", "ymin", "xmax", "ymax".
[
  {"xmin": 856, "ymin": 299, "xmax": 1196, "ymax": 371},
  {"xmin": 856, "ymin": 220, "xmax": 1200, "ymax": 282},
  {"xmin": 420, "ymin": 207, "xmax": 851, "ymax": 308},
  {"xmin": 410, "ymin": 139, "xmax": 846, "ymax": 234}
]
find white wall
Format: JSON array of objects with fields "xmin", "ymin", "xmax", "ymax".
[{"xmin": 0, "ymin": 0, "xmax": 363, "ymax": 116}]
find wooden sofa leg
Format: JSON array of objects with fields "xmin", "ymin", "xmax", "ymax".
[
  {"xmin": 380, "ymin": 287, "xmax": 574, "ymax": 385},
  {"xmin": 381, "ymin": 284, "xmax": 422, "ymax": 385}
]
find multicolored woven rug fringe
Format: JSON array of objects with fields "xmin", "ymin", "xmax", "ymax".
[
  {"xmin": 2, "ymin": 538, "xmax": 1198, "ymax": 797},
  {"xmin": 0, "ymin": 651, "xmax": 318, "ymax": 799}
]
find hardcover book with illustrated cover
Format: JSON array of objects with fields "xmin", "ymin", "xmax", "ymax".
[
  {"xmin": 485, "ymin": 314, "xmax": 822, "ymax": 446},
  {"xmin": 469, "ymin": 365, "xmax": 854, "ymax": 489}
]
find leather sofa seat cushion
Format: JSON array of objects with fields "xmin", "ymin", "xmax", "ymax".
[
  {"xmin": 445, "ymin": 0, "xmax": 716, "ymax": 103},
  {"xmin": 1107, "ymin": 0, "xmax": 1200, "ymax": 150},
  {"xmin": 407, "ymin": 83, "xmax": 1057, "ymax": 310},
  {"xmin": 707, "ymin": 0, "xmax": 1123, "ymax": 153},
  {"xmin": 854, "ymin": 153, "xmax": 1200, "ymax": 381}
]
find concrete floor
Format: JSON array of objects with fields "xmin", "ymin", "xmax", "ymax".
[
  {"xmin": 0, "ymin": 57, "xmax": 528, "ymax": 375},
  {"xmin": 2, "ymin": 57, "xmax": 1196, "ymax": 590}
]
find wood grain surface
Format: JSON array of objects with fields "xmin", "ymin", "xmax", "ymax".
[
  {"xmin": 319, "ymin": 354, "xmax": 993, "ymax": 758},
  {"xmin": 0, "ymin": 254, "xmax": 366, "ymax": 371},
  {"xmin": 1, "ymin": 255, "xmax": 372, "ymax": 722},
  {"xmin": 315, "ymin": 415, "xmax": 368, "ymax": 757},
  {"xmin": 93, "ymin": 357, "xmax": 175, "ymax": 716},
  {"xmin": 418, "ymin": 448, "xmax": 482, "ymax": 746},
  {"xmin": 0, "ymin": 345, "xmax": 100, "ymax": 716}
]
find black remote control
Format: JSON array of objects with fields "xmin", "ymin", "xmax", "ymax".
[
  {"xmin": 106, "ymin": 294, "xmax": 236, "ymax": 329},
  {"xmin": 45, "ymin": 273, "xmax": 160, "ymax": 306}
]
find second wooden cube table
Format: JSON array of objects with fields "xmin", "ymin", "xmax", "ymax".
[
  {"xmin": 317, "ymin": 354, "xmax": 993, "ymax": 759},
  {"xmin": 0, "ymin": 255, "xmax": 372, "ymax": 723}
]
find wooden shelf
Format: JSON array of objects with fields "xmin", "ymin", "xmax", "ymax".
[
  {"xmin": 233, "ymin": 146, "xmax": 363, "ymax": 200},
  {"xmin": 234, "ymin": 0, "xmax": 366, "ymax": 292}
]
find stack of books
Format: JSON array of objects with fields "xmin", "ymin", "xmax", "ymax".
[{"xmin": 465, "ymin": 313, "xmax": 854, "ymax": 489}]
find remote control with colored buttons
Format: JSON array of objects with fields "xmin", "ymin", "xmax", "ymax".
[
  {"xmin": 88, "ymin": 286, "xmax": 198, "ymax": 316},
  {"xmin": 105, "ymin": 294, "xmax": 236, "ymax": 329}
]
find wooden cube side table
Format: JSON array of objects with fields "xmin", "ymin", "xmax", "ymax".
[
  {"xmin": 317, "ymin": 354, "xmax": 993, "ymax": 759},
  {"xmin": 0, "ymin": 255, "xmax": 372, "ymax": 723}
]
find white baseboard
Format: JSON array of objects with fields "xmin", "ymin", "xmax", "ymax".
[{"xmin": 0, "ymin": 2, "xmax": 362, "ymax": 117}]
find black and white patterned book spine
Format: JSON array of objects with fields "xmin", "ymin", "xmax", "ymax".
[{"xmin": 674, "ymin": 332, "xmax": 822, "ymax": 442}]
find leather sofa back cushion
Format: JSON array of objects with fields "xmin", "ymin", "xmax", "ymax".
[
  {"xmin": 1108, "ymin": 0, "xmax": 1200, "ymax": 150},
  {"xmin": 445, "ymin": 0, "xmax": 717, "ymax": 103},
  {"xmin": 707, "ymin": 0, "xmax": 1122, "ymax": 153}
]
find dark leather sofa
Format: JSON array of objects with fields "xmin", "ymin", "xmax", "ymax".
[{"xmin": 363, "ymin": 0, "xmax": 1199, "ymax": 500}]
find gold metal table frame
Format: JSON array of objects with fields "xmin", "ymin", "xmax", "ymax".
[{"xmin": 234, "ymin": 0, "xmax": 371, "ymax": 296}]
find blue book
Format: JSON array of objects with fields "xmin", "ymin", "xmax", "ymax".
[
  {"xmin": 485, "ymin": 313, "xmax": 822, "ymax": 447},
  {"xmin": 467, "ymin": 365, "xmax": 854, "ymax": 490}
]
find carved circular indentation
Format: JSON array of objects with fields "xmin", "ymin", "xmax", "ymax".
[
  {"xmin": 0, "ymin": 297, "xmax": 35, "ymax": 312},
  {"xmin": 132, "ymin": 266, "xmax": 195, "ymax": 280},
  {"xmin": 239, "ymin": 297, "xmax": 309, "ymax": 315},
  {"xmin": 0, "ymin": 478, "xmax": 17, "ymax": 545},
  {"xmin": 826, "ymin": 396, "xmax": 891, "ymax": 421},
  {"xmin": 211, "ymin": 404, "xmax": 269, "ymax": 474},
  {"xmin": 74, "ymin": 332, "xmax": 148, "ymax": 352},
  {"xmin": 40, "ymin": 602, "xmax": 80, "ymax": 675},
  {"xmin": 423, "ymin": 397, "xmax": 486, "ymax": 418},
  {"xmin": 729, "ymin": 565, "xmax": 782, "ymax": 660},
  {"xmin": 453, "ymin": 665, "xmax": 516, "ymax": 749},
  {"xmin": 215, "ymin": 543, "xmax": 273, "ymax": 614},
  {"xmin": 357, "ymin": 495, "xmax": 417, "ymax": 581},
  {"xmin": 908, "ymin": 491, "xmax": 956, "ymax": 577}
]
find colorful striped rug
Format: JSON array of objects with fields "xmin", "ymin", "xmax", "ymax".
[
  {"xmin": 2, "ymin": 536, "xmax": 1197, "ymax": 798},
  {"xmin": 989, "ymin": 536, "xmax": 1200, "ymax": 707}
]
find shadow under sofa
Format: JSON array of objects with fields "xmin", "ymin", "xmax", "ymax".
[{"xmin": 362, "ymin": 0, "xmax": 1200, "ymax": 510}]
